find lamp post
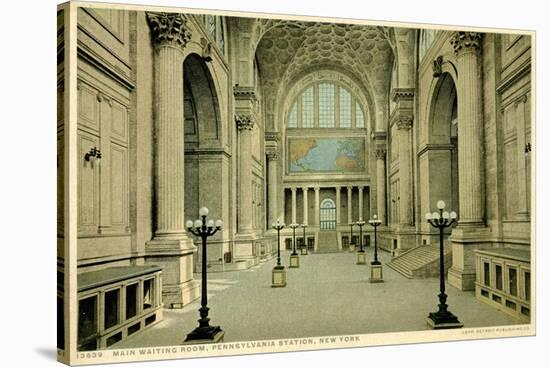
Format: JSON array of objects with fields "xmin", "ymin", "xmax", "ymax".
[
  {"xmin": 356, "ymin": 219, "xmax": 366, "ymax": 265},
  {"xmin": 289, "ymin": 223, "xmax": 300, "ymax": 268},
  {"xmin": 348, "ymin": 222, "xmax": 356, "ymax": 252},
  {"xmin": 368, "ymin": 215, "xmax": 383, "ymax": 283},
  {"xmin": 271, "ymin": 220, "xmax": 286, "ymax": 287},
  {"xmin": 300, "ymin": 223, "xmax": 308, "ymax": 255},
  {"xmin": 184, "ymin": 207, "xmax": 224, "ymax": 343},
  {"xmin": 425, "ymin": 200, "xmax": 462, "ymax": 329}
]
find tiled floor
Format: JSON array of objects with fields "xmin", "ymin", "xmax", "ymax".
[{"xmin": 114, "ymin": 249, "xmax": 523, "ymax": 348}]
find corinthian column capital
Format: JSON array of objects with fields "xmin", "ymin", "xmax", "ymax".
[
  {"xmin": 375, "ymin": 148, "xmax": 387, "ymax": 160},
  {"xmin": 396, "ymin": 116, "xmax": 413, "ymax": 130},
  {"xmin": 146, "ymin": 12, "xmax": 192, "ymax": 49},
  {"xmin": 235, "ymin": 114, "xmax": 255, "ymax": 130},
  {"xmin": 449, "ymin": 32, "xmax": 482, "ymax": 55}
]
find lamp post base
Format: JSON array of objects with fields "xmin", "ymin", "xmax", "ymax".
[
  {"xmin": 356, "ymin": 251, "xmax": 366, "ymax": 265},
  {"xmin": 369, "ymin": 263, "xmax": 384, "ymax": 283},
  {"xmin": 272, "ymin": 265, "xmax": 287, "ymax": 287},
  {"xmin": 426, "ymin": 310, "xmax": 463, "ymax": 329},
  {"xmin": 289, "ymin": 254, "xmax": 300, "ymax": 268},
  {"xmin": 184, "ymin": 327, "xmax": 224, "ymax": 344},
  {"xmin": 349, "ymin": 244, "xmax": 356, "ymax": 252},
  {"xmin": 300, "ymin": 247, "xmax": 308, "ymax": 255}
]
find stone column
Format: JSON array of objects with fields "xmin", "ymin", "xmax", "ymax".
[
  {"xmin": 335, "ymin": 186, "xmax": 341, "ymax": 225},
  {"xmin": 447, "ymin": 32, "xmax": 488, "ymax": 291},
  {"xmin": 358, "ymin": 186, "xmax": 364, "ymax": 220},
  {"xmin": 236, "ymin": 114, "xmax": 255, "ymax": 234},
  {"xmin": 145, "ymin": 12, "xmax": 198, "ymax": 308},
  {"xmin": 291, "ymin": 187, "xmax": 297, "ymax": 224},
  {"xmin": 347, "ymin": 186, "xmax": 353, "ymax": 223},
  {"xmin": 450, "ymin": 32, "xmax": 484, "ymax": 226},
  {"xmin": 302, "ymin": 187, "xmax": 309, "ymax": 225},
  {"xmin": 516, "ymin": 96, "xmax": 529, "ymax": 218},
  {"xmin": 375, "ymin": 148, "xmax": 387, "ymax": 225},
  {"xmin": 397, "ymin": 118, "xmax": 413, "ymax": 226},
  {"xmin": 267, "ymin": 151, "xmax": 279, "ymax": 226},
  {"xmin": 314, "ymin": 186, "xmax": 320, "ymax": 226}
]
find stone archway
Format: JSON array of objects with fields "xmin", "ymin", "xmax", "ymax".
[{"xmin": 426, "ymin": 72, "xmax": 459, "ymax": 217}]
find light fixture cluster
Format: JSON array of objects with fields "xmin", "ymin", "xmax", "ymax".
[{"xmin": 425, "ymin": 200, "xmax": 457, "ymax": 224}]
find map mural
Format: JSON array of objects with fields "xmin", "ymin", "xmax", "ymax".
[{"xmin": 288, "ymin": 138, "xmax": 365, "ymax": 172}]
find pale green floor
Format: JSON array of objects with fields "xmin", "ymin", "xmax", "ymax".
[{"xmin": 114, "ymin": 249, "xmax": 522, "ymax": 348}]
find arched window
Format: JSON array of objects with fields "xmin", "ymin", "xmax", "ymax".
[
  {"xmin": 419, "ymin": 29, "xmax": 439, "ymax": 61},
  {"xmin": 320, "ymin": 199, "xmax": 336, "ymax": 230},
  {"xmin": 287, "ymin": 82, "xmax": 367, "ymax": 129},
  {"xmin": 203, "ymin": 15, "xmax": 226, "ymax": 56}
]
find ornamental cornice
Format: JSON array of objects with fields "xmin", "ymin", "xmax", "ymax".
[
  {"xmin": 146, "ymin": 12, "xmax": 192, "ymax": 49},
  {"xmin": 391, "ymin": 88, "xmax": 415, "ymax": 103},
  {"xmin": 265, "ymin": 131, "xmax": 280, "ymax": 142},
  {"xmin": 233, "ymin": 86, "xmax": 257, "ymax": 101},
  {"xmin": 449, "ymin": 32, "xmax": 482, "ymax": 55}
]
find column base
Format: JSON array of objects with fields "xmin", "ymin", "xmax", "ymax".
[
  {"xmin": 449, "ymin": 225, "xmax": 492, "ymax": 291},
  {"xmin": 233, "ymin": 232, "xmax": 260, "ymax": 266},
  {"xmin": 426, "ymin": 310, "xmax": 463, "ymax": 329},
  {"xmin": 162, "ymin": 280, "xmax": 200, "ymax": 309},
  {"xmin": 146, "ymin": 235, "xmax": 198, "ymax": 308},
  {"xmin": 289, "ymin": 254, "xmax": 300, "ymax": 268},
  {"xmin": 183, "ymin": 329, "xmax": 225, "ymax": 344},
  {"xmin": 272, "ymin": 265, "xmax": 287, "ymax": 287},
  {"xmin": 448, "ymin": 266, "xmax": 476, "ymax": 291},
  {"xmin": 356, "ymin": 251, "xmax": 367, "ymax": 265},
  {"xmin": 369, "ymin": 264, "xmax": 384, "ymax": 283}
]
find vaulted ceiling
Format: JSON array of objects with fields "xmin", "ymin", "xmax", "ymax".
[{"xmin": 254, "ymin": 19, "xmax": 396, "ymax": 124}]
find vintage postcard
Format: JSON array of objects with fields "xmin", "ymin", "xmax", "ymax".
[{"xmin": 57, "ymin": 0, "xmax": 535, "ymax": 365}]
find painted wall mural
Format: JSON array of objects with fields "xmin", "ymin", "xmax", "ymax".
[{"xmin": 288, "ymin": 138, "xmax": 365, "ymax": 172}]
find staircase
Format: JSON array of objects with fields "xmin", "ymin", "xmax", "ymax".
[
  {"xmin": 316, "ymin": 231, "xmax": 338, "ymax": 253},
  {"xmin": 387, "ymin": 245, "xmax": 452, "ymax": 279}
]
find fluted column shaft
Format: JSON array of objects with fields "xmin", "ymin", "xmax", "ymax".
[
  {"xmin": 347, "ymin": 186, "xmax": 353, "ymax": 223},
  {"xmin": 336, "ymin": 186, "xmax": 341, "ymax": 225},
  {"xmin": 516, "ymin": 97, "xmax": 528, "ymax": 216},
  {"xmin": 302, "ymin": 187, "xmax": 309, "ymax": 225},
  {"xmin": 267, "ymin": 153, "xmax": 278, "ymax": 226},
  {"xmin": 375, "ymin": 148, "xmax": 387, "ymax": 225},
  {"xmin": 291, "ymin": 187, "xmax": 297, "ymax": 224},
  {"xmin": 358, "ymin": 186, "xmax": 364, "ymax": 220},
  {"xmin": 451, "ymin": 32, "xmax": 484, "ymax": 225},
  {"xmin": 397, "ymin": 120, "xmax": 413, "ymax": 226},
  {"xmin": 314, "ymin": 187, "xmax": 320, "ymax": 226},
  {"xmin": 153, "ymin": 42, "xmax": 187, "ymax": 237},
  {"xmin": 237, "ymin": 120, "xmax": 254, "ymax": 233}
]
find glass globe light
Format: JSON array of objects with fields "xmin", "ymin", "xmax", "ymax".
[
  {"xmin": 194, "ymin": 219, "xmax": 202, "ymax": 229},
  {"xmin": 199, "ymin": 207, "xmax": 209, "ymax": 217},
  {"xmin": 215, "ymin": 219, "xmax": 223, "ymax": 228},
  {"xmin": 437, "ymin": 200, "xmax": 446, "ymax": 209},
  {"xmin": 373, "ymin": 214, "xmax": 378, "ymax": 219},
  {"xmin": 207, "ymin": 219, "xmax": 214, "ymax": 228},
  {"xmin": 450, "ymin": 211, "xmax": 457, "ymax": 220},
  {"xmin": 186, "ymin": 220, "xmax": 193, "ymax": 229},
  {"xmin": 425, "ymin": 213, "xmax": 432, "ymax": 220},
  {"xmin": 432, "ymin": 211, "xmax": 440, "ymax": 220},
  {"xmin": 442, "ymin": 211, "xmax": 450, "ymax": 219}
]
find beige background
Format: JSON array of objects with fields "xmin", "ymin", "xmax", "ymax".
[{"xmin": 1, "ymin": 0, "xmax": 547, "ymax": 367}]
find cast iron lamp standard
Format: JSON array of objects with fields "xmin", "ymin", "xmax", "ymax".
[
  {"xmin": 300, "ymin": 223, "xmax": 308, "ymax": 255},
  {"xmin": 289, "ymin": 223, "xmax": 300, "ymax": 268},
  {"xmin": 271, "ymin": 220, "xmax": 286, "ymax": 287},
  {"xmin": 368, "ymin": 215, "xmax": 383, "ymax": 283},
  {"xmin": 425, "ymin": 200, "xmax": 463, "ymax": 329},
  {"xmin": 348, "ymin": 222, "xmax": 356, "ymax": 252},
  {"xmin": 355, "ymin": 219, "xmax": 366, "ymax": 265},
  {"xmin": 184, "ymin": 207, "xmax": 224, "ymax": 343}
]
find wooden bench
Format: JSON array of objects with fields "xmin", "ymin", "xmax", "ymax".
[
  {"xmin": 475, "ymin": 248, "xmax": 530, "ymax": 322},
  {"xmin": 77, "ymin": 265, "xmax": 163, "ymax": 350}
]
